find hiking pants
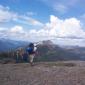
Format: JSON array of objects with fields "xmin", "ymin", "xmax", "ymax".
[{"xmin": 29, "ymin": 54, "xmax": 35, "ymax": 63}]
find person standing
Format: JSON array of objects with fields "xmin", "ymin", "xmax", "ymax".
[{"xmin": 26, "ymin": 43, "xmax": 37, "ymax": 66}]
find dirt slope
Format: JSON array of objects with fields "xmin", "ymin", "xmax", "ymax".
[{"xmin": 0, "ymin": 61, "xmax": 85, "ymax": 85}]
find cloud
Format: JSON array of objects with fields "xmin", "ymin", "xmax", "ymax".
[
  {"xmin": 0, "ymin": 5, "xmax": 10, "ymax": 10},
  {"xmin": 24, "ymin": 15, "xmax": 85, "ymax": 43},
  {"xmin": 38, "ymin": 0, "xmax": 80, "ymax": 14},
  {"xmin": 27, "ymin": 18, "xmax": 43, "ymax": 26},
  {"xmin": 80, "ymin": 14, "xmax": 85, "ymax": 20},
  {"xmin": 0, "ymin": 15, "xmax": 85, "ymax": 46},
  {"xmin": 0, "ymin": 5, "xmax": 43, "ymax": 26},
  {"xmin": 67, "ymin": 0, "xmax": 79, "ymax": 6},
  {"xmin": 53, "ymin": 4, "xmax": 68, "ymax": 13},
  {"xmin": 10, "ymin": 25, "xmax": 24, "ymax": 33},
  {"xmin": 52, "ymin": 38, "xmax": 85, "ymax": 47},
  {"xmin": 27, "ymin": 12, "xmax": 37, "ymax": 16},
  {"xmin": 0, "ymin": 5, "xmax": 17, "ymax": 23},
  {"xmin": 38, "ymin": 0, "xmax": 68, "ymax": 13},
  {"xmin": 79, "ymin": 14, "xmax": 85, "ymax": 29},
  {"xmin": 45, "ymin": 15, "xmax": 85, "ymax": 37},
  {"xmin": 0, "ymin": 25, "xmax": 28, "ymax": 40},
  {"xmin": 0, "ymin": 27, "xmax": 6, "ymax": 31},
  {"xmin": 1, "ymin": 15, "xmax": 85, "ymax": 39},
  {"xmin": 13, "ymin": 15, "xmax": 43, "ymax": 26}
]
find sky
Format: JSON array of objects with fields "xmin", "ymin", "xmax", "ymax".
[{"xmin": 0, "ymin": 0, "xmax": 85, "ymax": 46}]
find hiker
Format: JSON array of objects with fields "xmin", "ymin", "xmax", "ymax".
[
  {"xmin": 16, "ymin": 49, "xmax": 20, "ymax": 63},
  {"xmin": 16, "ymin": 48, "xmax": 24, "ymax": 63},
  {"xmin": 26, "ymin": 43, "xmax": 37, "ymax": 66}
]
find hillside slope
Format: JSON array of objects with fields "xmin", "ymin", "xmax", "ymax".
[
  {"xmin": 36, "ymin": 41, "xmax": 81, "ymax": 61},
  {"xmin": 0, "ymin": 61, "xmax": 85, "ymax": 85}
]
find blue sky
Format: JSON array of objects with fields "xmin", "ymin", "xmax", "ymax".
[
  {"xmin": 0, "ymin": 0, "xmax": 85, "ymax": 24},
  {"xmin": 0, "ymin": 0, "xmax": 85, "ymax": 46}
]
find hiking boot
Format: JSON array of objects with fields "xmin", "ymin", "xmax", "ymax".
[{"xmin": 30, "ymin": 62, "xmax": 34, "ymax": 66}]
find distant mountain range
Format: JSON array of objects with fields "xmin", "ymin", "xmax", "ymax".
[
  {"xmin": 0, "ymin": 38, "xmax": 29, "ymax": 52},
  {"xmin": 35, "ymin": 40, "xmax": 85, "ymax": 61},
  {"xmin": 0, "ymin": 39, "xmax": 85, "ymax": 62}
]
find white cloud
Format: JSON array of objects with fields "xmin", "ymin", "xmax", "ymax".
[
  {"xmin": 0, "ymin": 5, "xmax": 17, "ymax": 23},
  {"xmin": 45, "ymin": 15, "xmax": 85, "ymax": 37},
  {"xmin": 6, "ymin": 15, "xmax": 85, "ymax": 40},
  {"xmin": 0, "ymin": 15, "xmax": 85, "ymax": 46},
  {"xmin": 67, "ymin": 0, "xmax": 79, "ymax": 6},
  {"xmin": 26, "ymin": 17, "xmax": 43, "ymax": 26},
  {"xmin": 0, "ymin": 5, "xmax": 43, "ymax": 26},
  {"xmin": 0, "ymin": 27, "xmax": 6, "ymax": 31},
  {"xmin": 52, "ymin": 38, "xmax": 85, "ymax": 47},
  {"xmin": 27, "ymin": 12, "xmax": 36, "ymax": 16},
  {"xmin": 78, "ymin": 13, "xmax": 85, "ymax": 31},
  {"xmin": 17, "ymin": 15, "xmax": 85, "ymax": 43},
  {"xmin": 53, "ymin": 4, "xmax": 68, "ymax": 13},
  {"xmin": 17, "ymin": 14, "xmax": 43, "ymax": 26},
  {"xmin": 39, "ymin": 0, "xmax": 80, "ymax": 14},
  {"xmin": 25, "ymin": 15, "xmax": 85, "ymax": 44},
  {"xmin": 0, "ymin": 5, "xmax": 9, "ymax": 10},
  {"xmin": 38, "ymin": 0, "xmax": 68, "ymax": 14},
  {"xmin": 10, "ymin": 25, "xmax": 24, "ymax": 33}
]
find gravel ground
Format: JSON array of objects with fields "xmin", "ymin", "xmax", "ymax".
[{"xmin": 0, "ymin": 61, "xmax": 85, "ymax": 85}]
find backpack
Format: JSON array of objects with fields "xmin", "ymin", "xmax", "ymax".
[{"xmin": 26, "ymin": 43, "xmax": 34, "ymax": 54}]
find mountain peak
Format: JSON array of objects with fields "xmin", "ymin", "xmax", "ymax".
[{"xmin": 42, "ymin": 40, "xmax": 54, "ymax": 45}]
